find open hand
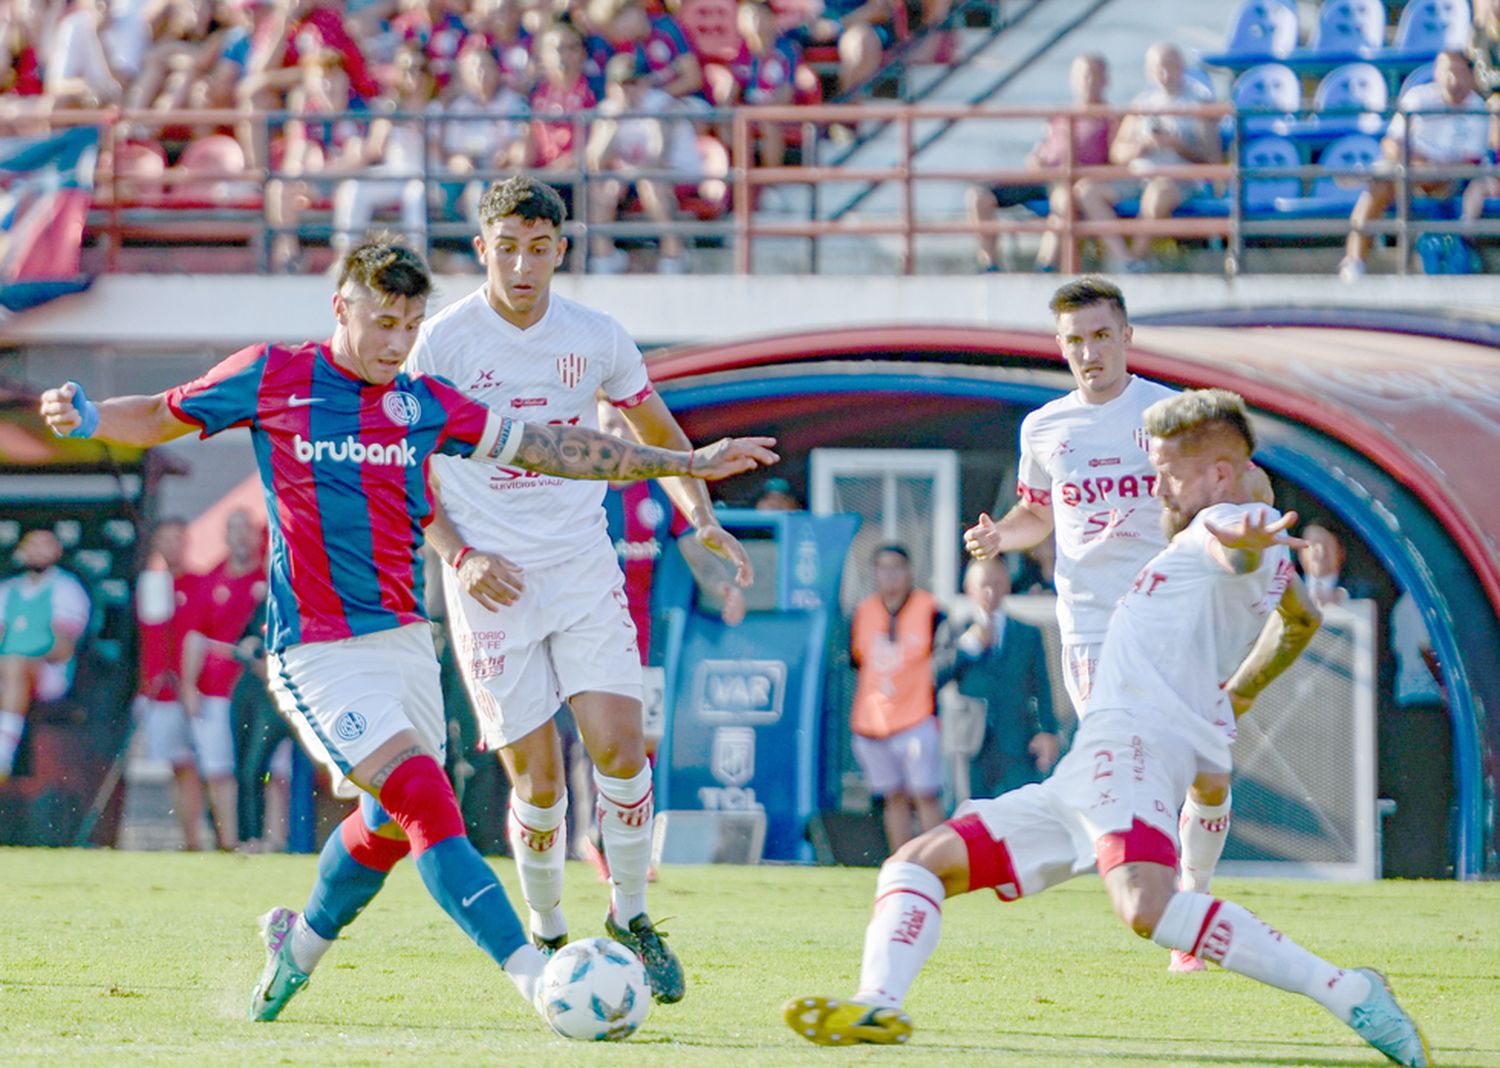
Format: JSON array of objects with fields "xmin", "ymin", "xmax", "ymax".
[
  {"xmin": 1204, "ymin": 506, "xmax": 1306, "ymax": 553},
  {"xmin": 696, "ymin": 522, "xmax": 754, "ymax": 586},
  {"xmin": 457, "ymin": 549, "xmax": 525, "ymax": 611},
  {"xmin": 688, "ymin": 437, "xmax": 779, "ymax": 480}
]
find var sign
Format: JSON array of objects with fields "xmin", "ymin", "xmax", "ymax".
[{"xmin": 693, "ymin": 659, "xmax": 786, "ymax": 725}]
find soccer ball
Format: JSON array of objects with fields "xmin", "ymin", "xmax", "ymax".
[{"xmin": 537, "ymin": 937, "xmax": 651, "ymax": 1041}]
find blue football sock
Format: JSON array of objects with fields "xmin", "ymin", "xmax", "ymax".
[
  {"xmin": 413, "ymin": 837, "xmax": 527, "ymax": 967},
  {"xmin": 302, "ymin": 830, "xmax": 391, "ymax": 941}
]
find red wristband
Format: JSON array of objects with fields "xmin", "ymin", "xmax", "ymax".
[{"xmin": 451, "ymin": 546, "xmax": 475, "ymax": 569}]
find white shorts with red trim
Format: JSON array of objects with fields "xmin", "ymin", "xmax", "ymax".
[
  {"xmin": 445, "ymin": 536, "xmax": 643, "ymax": 750},
  {"xmin": 266, "ymin": 622, "xmax": 446, "ymax": 799},
  {"xmin": 949, "ymin": 708, "xmax": 1198, "ymax": 897}
]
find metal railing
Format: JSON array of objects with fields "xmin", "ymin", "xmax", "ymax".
[{"xmin": 16, "ymin": 100, "xmax": 1500, "ymax": 275}]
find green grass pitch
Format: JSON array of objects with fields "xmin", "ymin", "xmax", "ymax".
[{"xmin": 2, "ymin": 848, "xmax": 1496, "ymax": 1066}]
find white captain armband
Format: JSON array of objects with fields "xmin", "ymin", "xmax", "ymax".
[{"xmin": 474, "ymin": 413, "xmax": 523, "ymax": 465}]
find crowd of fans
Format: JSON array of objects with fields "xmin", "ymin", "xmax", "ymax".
[{"xmin": 3, "ymin": 0, "xmax": 1499, "ymax": 274}]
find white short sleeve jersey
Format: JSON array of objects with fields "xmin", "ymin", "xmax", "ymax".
[
  {"xmin": 1089, "ymin": 502, "xmax": 1294, "ymax": 761},
  {"xmin": 1016, "ymin": 375, "xmax": 1177, "ymax": 644},
  {"xmin": 408, "ymin": 288, "xmax": 654, "ymax": 570}
]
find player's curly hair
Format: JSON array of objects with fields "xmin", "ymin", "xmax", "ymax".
[
  {"xmin": 1048, "ymin": 276, "xmax": 1127, "ymax": 321},
  {"xmin": 1144, "ymin": 388, "xmax": 1257, "ymax": 457},
  {"xmin": 479, "ymin": 175, "xmax": 568, "ymax": 232},
  {"xmin": 336, "ymin": 232, "xmax": 432, "ymax": 302}
]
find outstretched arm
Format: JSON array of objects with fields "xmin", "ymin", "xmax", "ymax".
[
  {"xmin": 506, "ymin": 420, "xmax": 778, "ymax": 483},
  {"xmin": 39, "ymin": 382, "xmax": 196, "ymax": 447},
  {"xmin": 1224, "ymin": 571, "xmax": 1322, "ymax": 718}
]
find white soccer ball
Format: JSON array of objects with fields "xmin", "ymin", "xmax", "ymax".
[{"xmin": 537, "ymin": 936, "xmax": 651, "ymax": 1041}]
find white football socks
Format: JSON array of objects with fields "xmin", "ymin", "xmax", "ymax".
[
  {"xmin": 854, "ymin": 862, "xmax": 946, "ymax": 1010},
  {"xmin": 503, "ymin": 943, "xmax": 547, "ymax": 1008},
  {"xmin": 1178, "ymin": 790, "xmax": 1232, "ymax": 894},
  {"xmin": 288, "ymin": 914, "xmax": 333, "ymax": 973},
  {"xmin": 1151, "ymin": 891, "xmax": 1372, "ymax": 1021},
  {"xmin": 507, "ymin": 795, "xmax": 569, "ymax": 941},
  {"xmin": 0, "ymin": 709, "xmax": 24, "ymax": 776},
  {"xmin": 594, "ymin": 765, "xmax": 653, "ymax": 923}
]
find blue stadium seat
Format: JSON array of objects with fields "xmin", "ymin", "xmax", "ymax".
[
  {"xmin": 1223, "ymin": 63, "xmax": 1301, "ymax": 144},
  {"xmin": 1398, "ymin": 62, "xmax": 1436, "ymax": 97},
  {"xmin": 1379, "ymin": 0, "xmax": 1473, "ymax": 59},
  {"xmin": 1170, "ymin": 137, "xmax": 1303, "ymax": 219},
  {"xmin": 1307, "ymin": 0, "xmax": 1386, "ymax": 56},
  {"xmin": 1202, "ymin": 0, "xmax": 1300, "ymax": 69},
  {"xmin": 1315, "ymin": 61, "xmax": 1391, "ymax": 136},
  {"xmin": 1273, "ymin": 132, "xmax": 1382, "ymax": 216}
]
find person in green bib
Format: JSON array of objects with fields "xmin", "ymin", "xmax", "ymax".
[{"xmin": 0, "ymin": 529, "xmax": 91, "ymax": 780}]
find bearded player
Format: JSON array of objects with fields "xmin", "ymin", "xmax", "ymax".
[{"xmin": 786, "ymin": 389, "xmax": 1429, "ymax": 1068}]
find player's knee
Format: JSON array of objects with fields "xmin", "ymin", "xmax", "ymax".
[
  {"xmin": 377, "ymin": 754, "xmax": 466, "ymax": 854},
  {"xmin": 588, "ymin": 739, "xmax": 645, "ymax": 780},
  {"xmin": 1190, "ymin": 774, "xmax": 1229, "ymax": 807}
]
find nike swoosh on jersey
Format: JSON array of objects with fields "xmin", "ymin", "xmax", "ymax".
[
  {"xmin": 287, "ymin": 395, "xmax": 326, "ymax": 407},
  {"xmin": 461, "ymin": 884, "xmax": 497, "ymax": 908}
]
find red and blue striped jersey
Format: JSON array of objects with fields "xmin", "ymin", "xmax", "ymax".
[{"xmin": 166, "ymin": 340, "xmax": 515, "ymax": 652}]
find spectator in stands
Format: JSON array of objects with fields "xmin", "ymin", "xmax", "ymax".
[
  {"xmin": 934, "ymin": 557, "xmax": 1058, "ymax": 797},
  {"xmin": 965, "ymin": 52, "xmax": 1113, "ymax": 272},
  {"xmin": 1340, "ymin": 50, "xmax": 1491, "ymax": 281},
  {"xmin": 527, "ymin": 23, "xmax": 597, "ymax": 186},
  {"xmin": 781, "ymin": 0, "xmax": 890, "ymax": 98},
  {"xmin": 134, "ymin": 517, "xmax": 213, "ymax": 850},
  {"xmin": 586, "ymin": 51, "xmax": 701, "ymax": 273},
  {"xmin": 849, "ymin": 544, "xmax": 945, "ymax": 854},
  {"xmin": 1298, "ymin": 520, "xmax": 1349, "ymax": 608},
  {"xmin": 1469, "ymin": 0, "xmax": 1500, "ymax": 96},
  {"xmin": 706, "ymin": 0, "xmax": 800, "ymax": 168},
  {"xmin": 121, "ymin": 0, "xmax": 217, "ymax": 110},
  {"xmin": 465, "ymin": 0, "xmax": 535, "ymax": 95},
  {"xmin": 388, "ymin": 0, "xmax": 470, "ymax": 90},
  {"xmin": 328, "ymin": 46, "xmax": 433, "ymax": 264},
  {"xmin": 246, "ymin": 0, "xmax": 380, "ymax": 103},
  {"xmin": 755, "ymin": 475, "xmax": 800, "ymax": 511},
  {"xmin": 179, "ymin": 508, "xmax": 268, "ymax": 851},
  {"xmin": 1074, "ymin": 41, "xmax": 1218, "ymax": 272},
  {"xmin": 441, "ymin": 41, "xmax": 529, "ymax": 224},
  {"xmin": 44, "ymin": 0, "xmax": 125, "ymax": 107},
  {"xmin": 1, "ymin": 0, "xmax": 48, "ymax": 98},
  {"xmin": 0, "ymin": 529, "xmax": 91, "ymax": 782},
  {"xmin": 585, "ymin": 0, "xmax": 703, "ymax": 100}
]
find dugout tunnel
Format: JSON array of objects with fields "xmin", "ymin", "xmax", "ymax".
[{"xmin": 645, "ymin": 315, "xmax": 1500, "ymax": 881}]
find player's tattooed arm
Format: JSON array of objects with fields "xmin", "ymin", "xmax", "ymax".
[
  {"xmin": 497, "ymin": 421, "xmax": 778, "ymax": 482},
  {"xmin": 1223, "ymin": 571, "xmax": 1322, "ymax": 717}
]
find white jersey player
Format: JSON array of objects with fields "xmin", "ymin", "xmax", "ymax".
[
  {"xmin": 965, "ymin": 277, "xmax": 1236, "ymax": 972},
  {"xmin": 786, "ymin": 390, "xmax": 1430, "ymax": 1068},
  {"xmin": 410, "ymin": 176, "xmax": 759, "ymax": 1005}
]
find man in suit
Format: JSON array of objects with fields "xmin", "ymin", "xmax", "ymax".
[{"xmin": 935, "ymin": 558, "xmax": 1059, "ymax": 797}]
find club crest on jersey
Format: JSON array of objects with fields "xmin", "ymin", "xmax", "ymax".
[
  {"xmin": 382, "ymin": 391, "xmax": 422, "ymax": 426},
  {"xmin": 636, "ymin": 497, "xmax": 666, "ymax": 528},
  {"xmin": 556, "ymin": 352, "xmax": 587, "ymax": 390},
  {"xmin": 334, "ymin": 710, "xmax": 367, "ymax": 741},
  {"xmin": 1134, "ymin": 427, "xmax": 1151, "ymax": 451}
]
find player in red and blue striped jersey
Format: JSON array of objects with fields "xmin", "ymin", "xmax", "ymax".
[{"xmin": 38, "ymin": 234, "xmax": 777, "ymax": 1027}]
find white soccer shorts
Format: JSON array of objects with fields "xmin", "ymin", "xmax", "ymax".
[
  {"xmin": 445, "ymin": 536, "xmax": 643, "ymax": 750},
  {"xmin": 266, "ymin": 622, "xmax": 447, "ymax": 799},
  {"xmin": 952, "ymin": 708, "xmax": 1196, "ymax": 897},
  {"xmin": 135, "ymin": 696, "xmax": 193, "ymax": 769}
]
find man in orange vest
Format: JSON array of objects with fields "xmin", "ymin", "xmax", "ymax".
[{"xmin": 849, "ymin": 544, "xmax": 945, "ymax": 853}]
